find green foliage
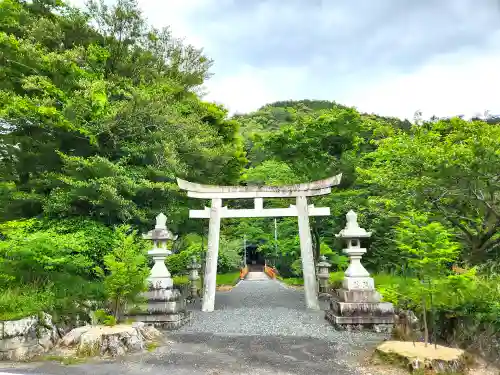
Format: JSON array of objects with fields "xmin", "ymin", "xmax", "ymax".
[
  {"xmin": 375, "ymin": 271, "xmax": 500, "ymax": 346},
  {"xmin": 0, "ymin": 285, "xmax": 55, "ymax": 321},
  {"xmin": 0, "ymin": 0, "xmax": 497, "ymax": 356},
  {"xmin": 172, "ymin": 275, "xmax": 189, "ymax": 286},
  {"xmin": 93, "ymin": 309, "xmax": 117, "ymax": 327},
  {"xmin": 359, "ymin": 118, "xmax": 500, "ymax": 264},
  {"xmin": 320, "ymin": 243, "xmax": 349, "ymax": 271},
  {"xmin": 395, "ymin": 211, "xmax": 461, "ymax": 280},
  {"xmin": 280, "ymin": 277, "xmax": 304, "ymax": 286},
  {"xmin": 95, "ymin": 225, "xmax": 149, "ymax": 319},
  {"xmin": 0, "ymin": 0, "xmax": 245, "ymax": 231},
  {"xmin": 0, "ymin": 218, "xmax": 106, "ymax": 321},
  {"xmin": 218, "ymin": 235, "xmax": 244, "ymax": 273},
  {"xmin": 329, "ymin": 271, "xmax": 345, "ymax": 289}
]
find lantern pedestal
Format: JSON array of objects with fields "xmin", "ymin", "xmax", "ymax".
[
  {"xmin": 316, "ymin": 255, "xmax": 331, "ymax": 299},
  {"xmin": 126, "ymin": 213, "xmax": 191, "ymax": 330},
  {"xmin": 325, "ymin": 211, "xmax": 394, "ymax": 333}
]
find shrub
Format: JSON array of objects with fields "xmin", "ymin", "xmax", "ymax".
[
  {"xmin": 93, "ymin": 309, "xmax": 117, "ymax": 327},
  {"xmin": 0, "ymin": 286, "xmax": 55, "ymax": 321},
  {"xmin": 95, "ymin": 225, "xmax": 150, "ymax": 320},
  {"xmin": 329, "ymin": 271, "xmax": 345, "ymax": 289},
  {"xmin": 173, "ymin": 275, "xmax": 190, "ymax": 286},
  {"xmin": 375, "ymin": 270, "xmax": 500, "ymax": 363},
  {"xmin": 0, "ymin": 219, "xmax": 106, "ymax": 321}
]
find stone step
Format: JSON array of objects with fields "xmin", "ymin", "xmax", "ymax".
[{"xmin": 244, "ymin": 272, "xmax": 270, "ymax": 281}]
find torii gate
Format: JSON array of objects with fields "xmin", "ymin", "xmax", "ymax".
[{"xmin": 177, "ymin": 174, "xmax": 342, "ymax": 312}]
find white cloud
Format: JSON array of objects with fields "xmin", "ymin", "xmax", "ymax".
[
  {"xmin": 68, "ymin": 0, "xmax": 500, "ymax": 119},
  {"xmin": 203, "ymin": 65, "xmax": 310, "ymax": 114},
  {"xmin": 343, "ymin": 39, "xmax": 500, "ymax": 119}
]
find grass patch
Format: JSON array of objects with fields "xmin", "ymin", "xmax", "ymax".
[
  {"xmin": 172, "ymin": 272, "xmax": 239, "ymax": 289},
  {"xmin": 146, "ymin": 342, "xmax": 159, "ymax": 352},
  {"xmin": 278, "ymin": 272, "xmax": 344, "ymax": 288},
  {"xmin": 216, "ymin": 272, "xmax": 240, "ymax": 286},
  {"xmin": 280, "ymin": 277, "xmax": 304, "ymax": 286}
]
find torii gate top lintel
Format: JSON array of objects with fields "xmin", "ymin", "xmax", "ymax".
[{"xmin": 176, "ymin": 173, "xmax": 342, "ymax": 199}]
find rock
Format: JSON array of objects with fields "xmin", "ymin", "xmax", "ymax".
[
  {"xmin": 132, "ymin": 322, "xmax": 161, "ymax": 341},
  {"xmin": 60, "ymin": 326, "xmax": 90, "ymax": 347},
  {"xmin": 61, "ymin": 324, "xmax": 162, "ymax": 358},
  {"xmin": 375, "ymin": 340, "xmax": 467, "ymax": 374},
  {"xmin": 0, "ymin": 313, "xmax": 60, "ymax": 361}
]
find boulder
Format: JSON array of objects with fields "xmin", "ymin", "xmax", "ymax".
[
  {"xmin": 60, "ymin": 323, "xmax": 161, "ymax": 357},
  {"xmin": 0, "ymin": 313, "xmax": 60, "ymax": 361}
]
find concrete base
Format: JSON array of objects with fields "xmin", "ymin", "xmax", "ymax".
[
  {"xmin": 325, "ymin": 310, "xmax": 393, "ymax": 333},
  {"xmin": 126, "ymin": 285, "xmax": 191, "ymax": 330},
  {"xmin": 336, "ymin": 288, "xmax": 382, "ymax": 303},
  {"xmin": 325, "ymin": 284, "xmax": 394, "ymax": 332},
  {"xmin": 331, "ymin": 301, "xmax": 394, "ymax": 317},
  {"xmin": 129, "ymin": 311, "xmax": 192, "ymax": 330}
]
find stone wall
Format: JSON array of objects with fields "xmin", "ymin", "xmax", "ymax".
[{"xmin": 0, "ymin": 313, "xmax": 61, "ymax": 361}]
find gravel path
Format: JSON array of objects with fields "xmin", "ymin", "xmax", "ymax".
[
  {"xmin": 179, "ymin": 277, "xmax": 386, "ymax": 346},
  {"xmin": 0, "ymin": 278, "xmax": 389, "ymax": 375}
]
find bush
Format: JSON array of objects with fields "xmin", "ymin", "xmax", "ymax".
[
  {"xmin": 218, "ymin": 237, "xmax": 243, "ymax": 273},
  {"xmin": 329, "ymin": 271, "xmax": 345, "ymax": 289},
  {"xmin": 0, "ymin": 286, "xmax": 55, "ymax": 321},
  {"xmin": 95, "ymin": 225, "xmax": 150, "ymax": 320},
  {"xmin": 290, "ymin": 258, "xmax": 303, "ymax": 277},
  {"xmin": 166, "ymin": 249, "xmax": 200, "ymax": 275},
  {"xmin": 94, "ymin": 309, "xmax": 117, "ymax": 326},
  {"xmin": 375, "ymin": 270, "xmax": 500, "ymax": 362},
  {"xmin": 173, "ymin": 275, "xmax": 190, "ymax": 286},
  {"xmin": 0, "ymin": 219, "xmax": 106, "ymax": 321}
]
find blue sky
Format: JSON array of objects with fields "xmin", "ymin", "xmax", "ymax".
[{"xmin": 72, "ymin": 0, "xmax": 500, "ymax": 120}]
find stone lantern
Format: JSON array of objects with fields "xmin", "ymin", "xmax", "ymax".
[
  {"xmin": 126, "ymin": 213, "xmax": 191, "ymax": 329},
  {"xmin": 325, "ymin": 210, "xmax": 394, "ymax": 332},
  {"xmin": 316, "ymin": 255, "xmax": 331, "ymax": 296},
  {"xmin": 143, "ymin": 213, "xmax": 176, "ymax": 289},
  {"xmin": 337, "ymin": 210, "xmax": 372, "ymax": 289},
  {"xmin": 187, "ymin": 256, "xmax": 201, "ymax": 300}
]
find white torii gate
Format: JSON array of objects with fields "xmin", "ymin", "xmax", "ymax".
[{"xmin": 177, "ymin": 174, "xmax": 342, "ymax": 312}]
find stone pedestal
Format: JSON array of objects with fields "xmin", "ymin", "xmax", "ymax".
[
  {"xmin": 316, "ymin": 255, "xmax": 331, "ymax": 299},
  {"xmin": 325, "ymin": 286, "xmax": 394, "ymax": 332},
  {"xmin": 325, "ymin": 210, "xmax": 394, "ymax": 332},
  {"xmin": 131, "ymin": 287, "xmax": 192, "ymax": 330},
  {"xmin": 127, "ymin": 213, "xmax": 191, "ymax": 330},
  {"xmin": 187, "ymin": 256, "xmax": 201, "ymax": 303}
]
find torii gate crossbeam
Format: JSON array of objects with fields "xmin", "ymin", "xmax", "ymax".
[{"xmin": 177, "ymin": 174, "xmax": 342, "ymax": 312}]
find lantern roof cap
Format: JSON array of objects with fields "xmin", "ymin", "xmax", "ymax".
[
  {"xmin": 142, "ymin": 213, "xmax": 178, "ymax": 240},
  {"xmin": 335, "ymin": 210, "xmax": 371, "ymax": 239}
]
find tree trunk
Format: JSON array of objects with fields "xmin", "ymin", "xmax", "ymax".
[
  {"xmin": 114, "ymin": 297, "xmax": 120, "ymax": 321},
  {"xmin": 422, "ymin": 295, "xmax": 429, "ymax": 347},
  {"xmin": 312, "ymin": 221, "xmax": 321, "ymax": 263}
]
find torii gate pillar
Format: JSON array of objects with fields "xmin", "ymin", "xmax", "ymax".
[
  {"xmin": 204, "ymin": 198, "xmax": 222, "ymax": 312},
  {"xmin": 296, "ymin": 195, "xmax": 318, "ymax": 309},
  {"xmin": 177, "ymin": 174, "xmax": 342, "ymax": 312}
]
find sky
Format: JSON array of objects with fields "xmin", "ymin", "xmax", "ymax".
[{"xmin": 71, "ymin": 0, "xmax": 500, "ymax": 120}]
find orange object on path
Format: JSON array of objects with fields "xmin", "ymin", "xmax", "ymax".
[
  {"xmin": 264, "ymin": 265, "xmax": 277, "ymax": 279},
  {"xmin": 240, "ymin": 266, "xmax": 249, "ymax": 279}
]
